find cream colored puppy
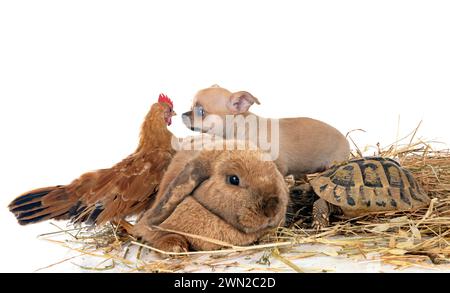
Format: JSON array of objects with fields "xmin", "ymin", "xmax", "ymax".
[{"xmin": 181, "ymin": 85, "xmax": 350, "ymax": 178}]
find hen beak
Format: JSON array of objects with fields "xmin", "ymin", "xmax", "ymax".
[{"xmin": 172, "ymin": 111, "xmax": 177, "ymax": 116}]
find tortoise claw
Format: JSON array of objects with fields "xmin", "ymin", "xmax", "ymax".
[{"xmin": 312, "ymin": 219, "xmax": 329, "ymax": 231}]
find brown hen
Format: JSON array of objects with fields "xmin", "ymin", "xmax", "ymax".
[{"xmin": 8, "ymin": 94, "xmax": 177, "ymax": 226}]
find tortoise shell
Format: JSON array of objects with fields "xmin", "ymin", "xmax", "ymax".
[{"xmin": 309, "ymin": 157, "xmax": 430, "ymax": 217}]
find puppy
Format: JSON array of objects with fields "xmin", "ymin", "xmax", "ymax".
[
  {"xmin": 133, "ymin": 142, "xmax": 289, "ymax": 252},
  {"xmin": 182, "ymin": 85, "xmax": 350, "ymax": 178}
]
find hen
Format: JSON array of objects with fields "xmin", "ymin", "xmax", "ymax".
[{"xmin": 8, "ymin": 94, "xmax": 177, "ymax": 226}]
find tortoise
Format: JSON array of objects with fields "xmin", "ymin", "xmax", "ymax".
[{"xmin": 287, "ymin": 157, "xmax": 431, "ymax": 229}]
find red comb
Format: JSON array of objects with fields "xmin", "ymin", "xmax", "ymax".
[{"xmin": 158, "ymin": 93, "xmax": 173, "ymax": 108}]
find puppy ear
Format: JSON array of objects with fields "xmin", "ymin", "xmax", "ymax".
[
  {"xmin": 227, "ymin": 91, "xmax": 261, "ymax": 114},
  {"xmin": 145, "ymin": 154, "xmax": 211, "ymax": 226}
]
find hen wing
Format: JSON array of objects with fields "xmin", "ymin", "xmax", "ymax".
[{"xmin": 71, "ymin": 149, "xmax": 174, "ymax": 225}]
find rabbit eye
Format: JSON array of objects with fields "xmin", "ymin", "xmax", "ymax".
[{"xmin": 227, "ymin": 175, "xmax": 240, "ymax": 186}]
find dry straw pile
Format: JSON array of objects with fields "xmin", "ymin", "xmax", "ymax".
[{"xmin": 38, "ymin": 125, "xmax": 450, "ymax": 272}]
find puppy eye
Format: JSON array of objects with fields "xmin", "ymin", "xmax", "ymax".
[
  {"xmin": 195, "ymin": 107, "xmax": 205, "ymax": 117},
  {"xmin": 227, "ymin": 175, "xmax": 240, "ymax": 186}
]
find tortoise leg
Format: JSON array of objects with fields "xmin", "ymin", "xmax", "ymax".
[{"xmin": 312, "ymin": 198, "xmax": 331, "ymax": 230}]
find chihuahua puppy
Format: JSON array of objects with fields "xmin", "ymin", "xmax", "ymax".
[{"xmin": 182, "ymin": 85, "xmax": 350, "ymax": 178}]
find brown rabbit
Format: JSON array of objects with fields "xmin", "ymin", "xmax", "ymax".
[{"xmin": 133, "ymin": 141, "xmax": 289, "ymax": 252}]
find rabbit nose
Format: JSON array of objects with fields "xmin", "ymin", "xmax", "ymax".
[{"xmin": 262, "ymin": 196, "xmax": 280, "ymax": 218}]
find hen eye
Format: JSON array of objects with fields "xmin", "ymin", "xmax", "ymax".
[{"xmin": 227, "ymin": 175, "xmax": 240, "ymax": 186}]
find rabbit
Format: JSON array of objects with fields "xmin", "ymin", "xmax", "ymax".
[{"xmin": 132, "ymin": 140, "xmax": 289, "ymax": 252}]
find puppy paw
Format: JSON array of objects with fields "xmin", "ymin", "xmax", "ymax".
[{"xmin": 284, "ymin": 175, "xmax": 296, "ymax": 189}]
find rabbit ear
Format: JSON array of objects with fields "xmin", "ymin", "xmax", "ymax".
[{"xmin": 146, "ymin": 154, "xmax": 212, "ymax": 226}]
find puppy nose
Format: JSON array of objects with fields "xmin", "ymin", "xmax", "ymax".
[
  {"xmin": 182, "ymin": 113, "xmax": 190, "ymax": 123},
  {"xmin": 262, "ymin": 196, "xmax": 280, "ymax": 218}
]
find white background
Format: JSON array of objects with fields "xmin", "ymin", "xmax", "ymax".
[{"xmin": 0, "ymin": 0, "xmax": 449, "ymax": 272}]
